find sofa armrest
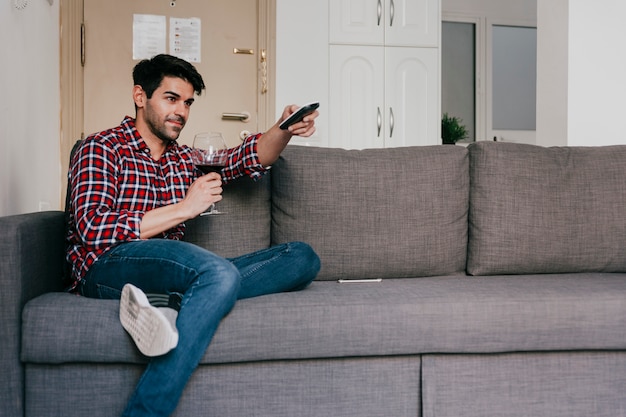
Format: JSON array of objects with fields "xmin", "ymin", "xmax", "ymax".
[{"xmin": 0, "ymin": 210, "xmax": 66, "ymax": 417}]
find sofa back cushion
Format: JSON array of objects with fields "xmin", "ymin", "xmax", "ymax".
[
  {"xmin": 467, "ymin": 142, "xmax": 626, "ymax": 275},
  {"xmin": 271, "ymin": 145, "xmax": 469, "ymax": 280},
  {"xmin": 184, "ymin": 175, "xmax": 271, "ymax": 258}
]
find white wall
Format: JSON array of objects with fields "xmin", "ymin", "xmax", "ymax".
[
  {"xmin": 536, "ymin": 0, "xmax": 568, "ymax": 147},
  {"xmin": 0, "ymin": 0, "xmax": 61, "ymax": 217},
  {"xmin": 536, "ymin": 0, "xmax": 626, "ymax": 147},
  {"xmin": 275, "ymin": 0, "xmax": 329, "ymax": 146},
  {"xmin": 567, "ymin": 0, "xmax": 626, "ymax": 146}
]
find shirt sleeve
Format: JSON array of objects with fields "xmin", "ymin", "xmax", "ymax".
[
  {"xmin": 69, "ymin": 139, "xmax": 143, "ymax": 251},
  {"xmin": 221, "ymin": 133, "xmax": 269, "ymax": 184}
]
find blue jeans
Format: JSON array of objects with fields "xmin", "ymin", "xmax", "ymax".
[{"xmin": 80, "ymin": 239, "xmax": 320, "ymax": 417}]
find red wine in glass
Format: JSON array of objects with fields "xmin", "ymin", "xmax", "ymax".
[
  {"xmin": 196, "ymin": 164, "xmax": 227, "ymax": 175},
  {"xmin": 191, "ymin": 132, "xmax": 229, "ymax": 215}
]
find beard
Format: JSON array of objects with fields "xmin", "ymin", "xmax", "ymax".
[{"xmin": 144, "ymin": 104, "xmax": 186, "ymax": 144}]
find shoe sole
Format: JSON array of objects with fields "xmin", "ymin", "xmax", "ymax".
[{"xmin": 119, "ymin": 284, "xmax": 179, "ymax": 357}]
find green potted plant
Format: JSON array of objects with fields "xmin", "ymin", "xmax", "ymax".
[{"xmin": 441, "ymin": 113, "xmax": 469, "ymax": 144}]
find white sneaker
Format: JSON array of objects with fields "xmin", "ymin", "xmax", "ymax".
[{"xmin": 119, "ymin": 283, "xmax": 179, "ymax": 357}]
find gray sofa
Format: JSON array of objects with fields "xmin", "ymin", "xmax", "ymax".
[{"xmin": 3, "ymin": 142, "xmax": 626, "ymax": 417}]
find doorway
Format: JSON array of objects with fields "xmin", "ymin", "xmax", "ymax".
[
  {"xmin": 60, "ymin": 0, "xmax": 275, "ymax": 199},
  {"xmin": 441, "ymin": 16, "xmax": 537, "ymax": 144}
]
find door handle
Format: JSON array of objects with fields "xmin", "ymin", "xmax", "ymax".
[
  {"xmin": 389, "ymin": 107, "xmax": 394, "ymax": 138},
  {"xmin": 221, "ymin": 112, "xmax": 250, "ymax": 122},
  {"xmin": 377, "ymin": 0, "xmax": 382, "ymax": 26},
  {"xmin": 260, "ymin": 49, "xmax": 268, "ymax": 94},
  {"xmin": 390, "ymin": 0, "xmax": 395, "ymax": 26},
  {"xmin": 377, "ymin": 107, "xmax": 382, "ymax": 137}
]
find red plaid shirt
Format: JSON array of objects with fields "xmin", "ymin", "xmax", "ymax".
[{"xmin": 66, "ymin": 116, "xmax": 267, "ymax": 290}]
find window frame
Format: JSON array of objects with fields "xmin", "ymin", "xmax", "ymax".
[
  {"xmin": 486, "ymin": 17, "xmax": 537, "ymax": 144},
  {"xmin": 442, "ymin": 13, "xmax": 537, "ymax": 144},
  {"xmin": 442, "ymin": 14, "xmax": 485, "ymax": 143}
]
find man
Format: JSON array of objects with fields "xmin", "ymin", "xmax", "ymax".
[{"xmin": 66, "ymin": 54, "xmax": 320, "ymax": 417}]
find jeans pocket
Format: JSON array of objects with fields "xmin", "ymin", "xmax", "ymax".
[{"xmin": 96, "ymin": 283, "xmax": 123, "ymax": 300}]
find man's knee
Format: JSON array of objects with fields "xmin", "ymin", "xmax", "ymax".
[
  {"xmin": 199, "ymin": 259, "xmax": 241, "ymax": 299},
  {"xmin": 292, "ymin": 241, "xmax": 320, "ymax": 269},
  {"xmin": 288, "ymin": 241, "xmax": 321, "ymax": 286}
]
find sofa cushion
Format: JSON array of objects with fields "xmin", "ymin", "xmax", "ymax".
[
  {"xmin": 468, "ymin": 142, "xmax": 626, "ymax": 275},
  {"xmin": 184, "ymin": 174, "xmax": 271, "ymax": 258},
  {"xmin": 22, "ymin": 273, "xmax": 626, "ymax": 365},
  {"xmin": 270, "ymin": 145, "xmax": 469, "ymax": 280}
]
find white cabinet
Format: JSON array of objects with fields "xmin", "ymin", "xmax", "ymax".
[
  {"xmin": 330, "ymin": 0, "xmax": 439, "ymax": 47},
  {"xmin": 275, "ymin": 0, "xmax": 439, "ymax": 149},
  {"xmin": 330, "ymin": 45, "xmax": 439, "ymax": 149},
  {"xmin": 328, "ymin": 0, "xmax": 439, "ymax": 149},
  {"xmin": 385, "ymin": 47, "xmax": 439, "ymax": 147},
  {"xmin": 329, "ymin": 46, "xmax": 384, "ymax": 150}
]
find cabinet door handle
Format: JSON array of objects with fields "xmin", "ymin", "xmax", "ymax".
[
  {"xmin": 389, "ymin": 107, "xmax": 395, "ymax": 138},
  {"xmin": 377, "ymin": 107, "xmax": 382, "ymax": 137},
  {"xmin": 390, "ymin": 0, "xmax": 395, "ymax": 26},
  {"xmin": 377, "ymin": 0, "xmax": 382, "ymax": 26}
]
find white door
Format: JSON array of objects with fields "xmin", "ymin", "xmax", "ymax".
[
  {"xmin": 385, "ymin": 0, "xmax": 440, "ymax": 47},
  {"xmin": 329, "ymin": 0, "xmax": 384, "ymax": 45},
  {"xmin": 329, "ymin": 0, "xmax": 439, "ymax": 47},
  {"xmin": 385, "ymin": 47, "xmax": 439, "ymax": 147},
  {"xmin": 329, "ymin": 45, "xmax": 385, "ymax": 149},
  {"xmin": 83, "ymin": 0, "xmax": 261, "ymax": 147},
  {"xmin": 329, "ymin": 45, "xmax": 438, "ymax": 149}
]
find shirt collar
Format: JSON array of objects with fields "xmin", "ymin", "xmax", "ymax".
[{"xmin": 120, "ymin": 116, "xmax": 179, "ymax": 156}]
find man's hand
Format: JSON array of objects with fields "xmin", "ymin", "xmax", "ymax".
[
  {"xmin": 138, "ymin": 172, "xmax": 222, "ymax": 239},
  {"xmin": 280, "ymin": 104, "xmax": 319, "ymax": 137},
  {"xmin": 183, "ymin": 172, "xmax": 223, "ymax": 217},
  {"xmin": 257, "ymin": 104, "xmax": 319, "ymax": 166}
]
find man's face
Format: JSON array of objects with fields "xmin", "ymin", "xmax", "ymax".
[{"xmin": 138, "ymin": 76, "xmax": 196, "ymax": 143}]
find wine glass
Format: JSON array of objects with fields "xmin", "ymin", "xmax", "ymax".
[{"xmin": 191, "ymin": 132, "xmax": 229, "ymax": 215}]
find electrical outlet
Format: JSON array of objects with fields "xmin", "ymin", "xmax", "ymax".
[{"xmin": 38, "ymin": 201, "xmax": 51, "ymax": 211}]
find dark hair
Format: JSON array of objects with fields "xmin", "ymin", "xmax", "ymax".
[{"xmin": 132, "ymin": 54, "xmax": 205, "ymax": 97}]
